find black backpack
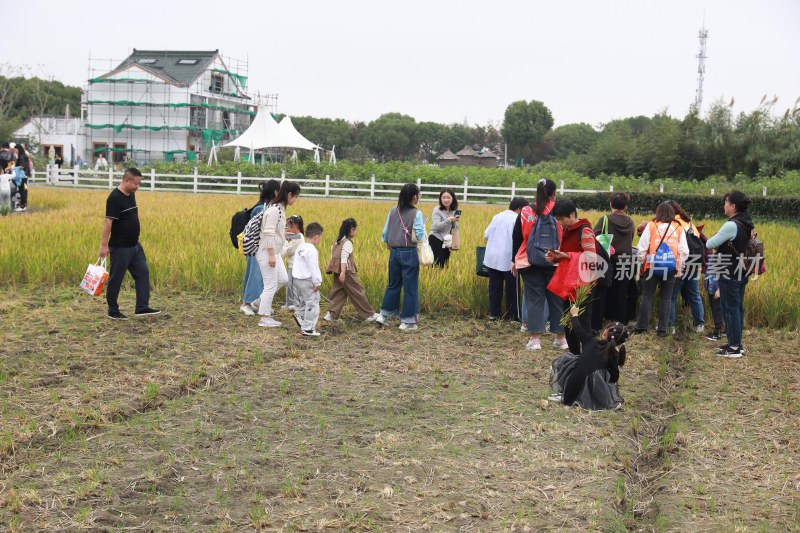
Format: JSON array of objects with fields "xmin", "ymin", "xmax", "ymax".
[
  {"xmin": 685, "ymin": 225, "xmax": 706, "ymax": 267},
  {"xmin": 229, "ymin": 207, "xmax": 253, "ymax": 249}
]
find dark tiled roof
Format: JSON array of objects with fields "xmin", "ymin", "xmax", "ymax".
[{"xmin": 108, "ymin": 49, "xmax": 219, "ymax": 87}]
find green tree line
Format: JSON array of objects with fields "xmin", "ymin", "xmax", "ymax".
[
  {"xmin": 3, "ymin": 65, "xmax": 799, "ymax": 180},
  {"xmin": 0, "ymin": 70, "xmax": 82, "ymax": 141}
]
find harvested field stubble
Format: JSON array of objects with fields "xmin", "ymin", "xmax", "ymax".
[{"xmin": 0, "ymin": 289, "xmax": 798, "ymax": 530}]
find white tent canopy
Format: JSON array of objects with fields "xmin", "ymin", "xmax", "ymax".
[
  {"xmin": 275, "ymin": 116, "xmax": 317, "ymax": 150},
  {"xmin": 223, "ymin": 108, "xmax": 318, "ymax": 151}
]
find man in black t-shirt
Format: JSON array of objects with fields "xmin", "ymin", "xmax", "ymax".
[{"xmin": 99, "ymin": 168, "xmax": 160, "ymax": 320}]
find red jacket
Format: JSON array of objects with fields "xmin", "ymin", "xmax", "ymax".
[{"xmin": 560, "ymin": 219, "xmax": 596, "ymax": 254}]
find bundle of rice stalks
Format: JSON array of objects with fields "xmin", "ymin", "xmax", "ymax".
[{"xmin": 559, "ymin": 281, "xmax": 594, "ymax": 330}]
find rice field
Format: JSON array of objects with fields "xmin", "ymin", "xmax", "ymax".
[{"xmin": 0, "ymin": 186, "xmax": 797, "ymax": 329}]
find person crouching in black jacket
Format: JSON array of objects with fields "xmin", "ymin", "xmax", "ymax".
[{"xmin": 549, "ymin": 306, "xmax": 629, "ymax": 410}]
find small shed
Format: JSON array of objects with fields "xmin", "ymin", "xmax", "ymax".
[
  {"xmin": 478, "ymin": 149, "xmax": 500, "ymax": 168},
  {"xmin": 455, "ymin": 146, "xmax": 479, "ymax": 166},
  {"xmin": 436, "ymin": 149, "xmax": 459, "ymax": 168}
]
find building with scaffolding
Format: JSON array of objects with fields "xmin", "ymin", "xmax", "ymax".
[{"xmin": 83, "ymin": 49, "xmax": 277, "ymax": 165}]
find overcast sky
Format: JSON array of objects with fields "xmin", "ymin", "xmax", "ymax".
[{"xmin": 5, "ymin": 0, "xmax": 799, "ymax": 128}]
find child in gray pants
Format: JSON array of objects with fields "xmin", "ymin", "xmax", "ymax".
[{"xmin": 292, "ymin": 222, "xmax": 324, "ymax": 336}]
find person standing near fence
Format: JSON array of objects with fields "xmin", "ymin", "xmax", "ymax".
[
  {"xmin": 256, "ymin": 181, "xmax": 301, "ymax": 327},
  {"xmin": 377, "ymin": 183, "xmax": 426, "ymax": 330},
  {"xmin": 429, "ymin": 188, "xmax": 460, "ymax": 268},
  {"xmin": 99, "ymin": 168, "xmax": 160, "ymax": 320}
]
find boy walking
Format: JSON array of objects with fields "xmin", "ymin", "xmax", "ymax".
[{"xmin": 292, "ymin": 223, "xmax": 324, "ymax": 336}]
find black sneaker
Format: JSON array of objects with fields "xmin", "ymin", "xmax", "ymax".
[
  {"xmin": 656, "ymin": 330, "xmax": 668, "ymax": 338},
  {"xmin": 704, "ymin": 332, "xmax": 721, "ymax": 341},
  {"xmin": 134, "ymin": 307, "xmax": 161, "ymax": 317},
  {"xmin": 108, "ymin": 310, "xmax": 128, "ymax": 320},
  {"xmin": 717, "ymin": 346, "xmax": 743, "ymax": 358}
]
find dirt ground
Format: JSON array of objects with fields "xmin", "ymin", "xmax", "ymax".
[{"xmin": 1, "ymin": 288, "xmax": 798, "ymax": 531}]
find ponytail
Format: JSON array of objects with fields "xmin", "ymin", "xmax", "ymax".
[{"xmin": 535, "ymin": 178, "xmax": 557, "ymax": 216}]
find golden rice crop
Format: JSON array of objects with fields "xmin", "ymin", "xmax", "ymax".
[{"xmin": 0, "ymin": 187, "xmax": 797, "ymax": 329}]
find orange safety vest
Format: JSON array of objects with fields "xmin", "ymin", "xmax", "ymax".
[{"xmin": 644, "ymin": 221, "xmax": 682, "ymax": 272}]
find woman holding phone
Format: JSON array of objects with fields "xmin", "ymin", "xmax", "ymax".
[{"xmin": 429, "ymin": 188, "xmax": 460, "ymax": 268}]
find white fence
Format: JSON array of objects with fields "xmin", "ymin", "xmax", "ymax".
[
  {"xmin": 31, "ymin": 166, "xmax": 616, "ymax": 203},
  {"xmin": 31, "ymin": 165, "xmax": 769, "ymax": 202}
]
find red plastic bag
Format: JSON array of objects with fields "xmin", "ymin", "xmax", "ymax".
[{"xmin": 547, "ymin": 252, "xmax": 587, "ymax": 301}]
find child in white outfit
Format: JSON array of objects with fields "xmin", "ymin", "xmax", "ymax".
[{"xmin": 292, "ymin": 222, "xmax": 324, "ymax": 336}]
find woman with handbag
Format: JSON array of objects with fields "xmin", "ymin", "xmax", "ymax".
[
  {"xmin": 429, "ymin": 188, "xmax": 460, "ymax": 268},
  {"xmin": 377, "ymin": 184, "xmax": 426, "ymax": 330},
  {"xmin": 634, "ymin": 202, "xmax": 688, "ymax": 337}
]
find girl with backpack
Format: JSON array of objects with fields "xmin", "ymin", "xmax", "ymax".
[
  {"xmin": 666, "ymin": 200, "xmax": 706, "ymax": 335},
  {"xmin": 549, "ymin": 306, "xmax": 629, "ymax": 410},
  {"xmin": 512, "ymin": 179, "xmax": 567, "ymax": 351},
  {"xmin": 376, "ymin": 184, "xmax": 426, "ymax": 330},
  {"xmin": 323, "ymin": 218, "xmax": 382, "ymax": 323},
  {"xmin": 634, "ymin": 202, "xmax": 689, "ymax": 337},
  {"xmin": 256, "ymin": 181, "xmax": 301, "ymax": 327},
  {"xmin": 240, "ymin": 179, "xmax": 280, "ymax": 315}
]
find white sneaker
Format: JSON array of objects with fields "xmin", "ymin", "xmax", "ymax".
[
  {"xmin": 547, "ymin": 393, "xmax": 562, "ymax": 402},
  {"xmin": 695, "ymin": 324, "xmax": 705, "ymax": 334},
  {"xmin": 258, "ymin": 316, "xmax": 282, "ymax": 328},
  {"xmin": 14, "ymin": 207, "xmax": 23, "ymax": 212},
  {"xmin": 366, "ymin": 313, "xmax": 381, "ymax": 323},
  {"xmin": 525, "ymin": 340, "xmax": 541, "ymax": 350},
  {"xmin": 520, "ymin": 323, "xmax": 527, "ymax": 333},
  {"xmin": 398, "ymin": 322, "xmax": 417, "ymax": 331},
  {"xmin": 323, "ymin": 312, "xmax": 334, "ymax": 322},
  {"xmin": 302, "ymin": 329, "xmax": 321, "ymax": 337},
  {"xmin": 375, "ymin": 314, "xmax": 387, "ymax": 326},
  {"xmin": 553, "ymin": 339, "xmax": 569, "ymax": 350},
  {"xmin": 240, "ymin": 303, "xmax": 255, "ymax": 316}
]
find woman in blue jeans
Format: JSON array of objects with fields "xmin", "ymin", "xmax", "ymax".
[
  {"xmin": 705, "ymin": 191, "xmax": 754, "ymax": 358},
  {"xmin": 377, "ymin": 184, "xmax": 426, "ymax": 331}
]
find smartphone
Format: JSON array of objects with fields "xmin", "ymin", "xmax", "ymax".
[{"xmin": 455, "ymin": 209, "xmax": 462, "ymax": 217}]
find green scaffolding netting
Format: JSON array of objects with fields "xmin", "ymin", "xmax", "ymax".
[
  {"xmin": 84, "ymin": 123, "xmax": 237, "ymax": 138},
  {"xmin": 212, "ymin": 68, "xmax": 248, "ymax": 90},
  {"xmin": 92, "ymin": 146, "xmax": 150, "ymax": 153},
  {"xmin": 87, "ymin": 100, "xmax": 256, "ymax": 114},
  {"xmin": 88, "ymin": 77, "xmax": 157, "ymax": 83}
]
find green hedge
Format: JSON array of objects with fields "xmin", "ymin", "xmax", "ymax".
[{"xmin": 565, "ymin": 192, "xmax": 800, "ymax": 221}]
